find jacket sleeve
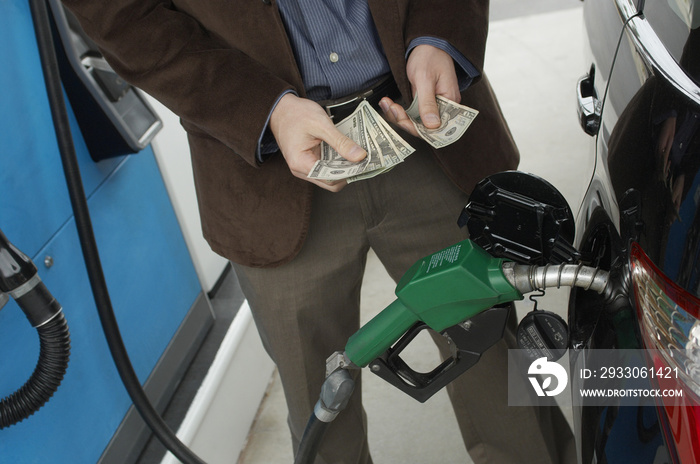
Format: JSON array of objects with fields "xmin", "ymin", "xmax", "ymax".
[
  {"xmin": 404, "ymin": 0, "xmax": 489, "ymax": 83},
  {"xmin": 61, "ymin": 0, "xmax": 295, "ymax": 167}
]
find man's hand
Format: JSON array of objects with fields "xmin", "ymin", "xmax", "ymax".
[
  {"xmin": 270, "ymin": 93, "xmax": 366, "ymax": 192},
  {"xmin": 379, "ymin": 44, "xmax": 460, "ymax": 137}
]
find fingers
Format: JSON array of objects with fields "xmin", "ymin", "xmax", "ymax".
[
  {"xmin": 269, "ymin": 94, "xmax": 365, "ymax": 191},
  {"xmin": 313, "ymin": 178, "xmax": 348, "ymax": 192},
  {"xmin": 282, "ymin": 142, "xmax": 353, "ymax": 192},
  {"xmin": 379, "ymin": 97, "xmax": 419, "ymax": 137},
  {"xmin": 283, "ymin": 148, "xmax": 349, "ymax": 192},
  {"xmin": 406, "ymin": 44, "xmax": 460, "ymax": 129},
  {"xmin": 281, "ymin": 146, "xmax": 319, "ymax": 180}
]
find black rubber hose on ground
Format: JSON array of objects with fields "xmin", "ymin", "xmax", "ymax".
[
  {"xmin": 0, "ymin": 313, "xmax": 71, "ymax": 428},
  {"xmin": 28, "ymin": 0, "xmax": 205, "ymax": 462}
]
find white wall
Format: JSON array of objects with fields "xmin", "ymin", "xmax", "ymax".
[
  {"xmin": 146, "ymin": 97, "xmax": 276, "ymax": 462},
  {"xmin": 146, "ymin": 95, "xmax": 228, "ymax": 293}
]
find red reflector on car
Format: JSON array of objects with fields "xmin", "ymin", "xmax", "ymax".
[{"xmin": 630, "ymin": 242, "xmax": 700, "ymax": 464}]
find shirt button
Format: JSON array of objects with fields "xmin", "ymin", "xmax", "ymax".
[{"xmin": 329, "ymin": 52, "xmax": 339, "ymax": 63}]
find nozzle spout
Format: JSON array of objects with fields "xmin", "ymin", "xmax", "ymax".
[{"xmin": 501, "ymin": 262, "xmax": 609, "ymax": 295}]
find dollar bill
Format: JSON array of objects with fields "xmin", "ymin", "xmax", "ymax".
[
  {"xmin": 346, "ymin": 130, "xmax": 390, "ymax": 183},
  {"xmin": 406, "ymin": 95, "xmax": 479, "ymax": 149},
  {"xmin": 307, "ymin": 107, "xmax": 374, "ymax": 180},
  {"xmin": 307, "ymin": 94, "xmax": 475, "ymax": 182},
  {"xmin": 363, "ymin": 103, "xmax": 415, "ymax": 161},
  {"xmin": 347, "ymin": 104, "xmax": 413, "ymax": 183},
  {"xmin": 308, "ymin": 100, "xmax": 414, "ymax": 181}
]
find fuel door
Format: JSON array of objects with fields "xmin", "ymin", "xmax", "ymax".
[{"xmin": 459, "ymin": 171, "xmax": 578, "ymax": 265}]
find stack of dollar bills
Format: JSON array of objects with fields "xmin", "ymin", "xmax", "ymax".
[{"xmin": 308, "ymin": 95, "xmax": 479, "ymax": 183}]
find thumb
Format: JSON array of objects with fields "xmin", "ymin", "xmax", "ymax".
[
  {"xmin": 326, "ymin": 130, "xmax": 367, "ymax": 162},
  {"xmin": 416, "ymin": 88, "xmax": 441, "ymax": 129}
]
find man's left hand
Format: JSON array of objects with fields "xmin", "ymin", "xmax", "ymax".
[{"xmin": 379, "ymin": 44, "xmax": 460, "ymax": 136}]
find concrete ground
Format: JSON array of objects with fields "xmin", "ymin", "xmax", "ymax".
[{"xmin": 237, "ymin": 3, "xmax": 592, "ymax": 463}]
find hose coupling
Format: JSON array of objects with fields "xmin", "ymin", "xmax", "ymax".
[{"xmin": 313, "ymin": 367, "xmax": 356, "ymax": 423}]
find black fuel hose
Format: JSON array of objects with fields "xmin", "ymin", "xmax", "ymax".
[
  {"xmin": 28, "ymin": 0, "xmax": 205, "ymax": 462},
  {"xmin": 0, "ymin": 229, "xmax": 71, "ymax": 428},
  {"xmin": 294, "ymin": 414, "xmax": 330, "ymax": 464},
  {"xmin": 0, "ymin": 311, "xmax": 70, "ymax": 428}
]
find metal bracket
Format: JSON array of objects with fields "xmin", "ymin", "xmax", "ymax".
[{"xmin": 325, "ymin": 351, "xmax": 356, "ymax": 377}]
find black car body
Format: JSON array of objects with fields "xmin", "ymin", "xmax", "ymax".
[{"xmin": 571, "ymin": 0, "xmax": 700, "ymax": 462}]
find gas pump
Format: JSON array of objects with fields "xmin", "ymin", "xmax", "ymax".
[{"xmin": 2, "ymin": 1, "xmax": 210, "ymax": 463}]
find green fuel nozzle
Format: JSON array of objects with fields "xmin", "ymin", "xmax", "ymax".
[
  {"xmin": 345, "ymin": 240, "xmax": 519, "ymax": 367},
  {"xmin": 344, "ymin": 239, "xmax": 610, "ymax": 368},
  {"xmin": 302, "ymin": 238, "xmax": 610, "ymax": 455}
]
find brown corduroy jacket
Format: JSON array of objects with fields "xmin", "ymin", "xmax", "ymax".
[{"xmin": 63, "ymin": 0, "xmax": 518, "ymax": 268}]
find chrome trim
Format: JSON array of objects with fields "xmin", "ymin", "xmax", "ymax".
[
  {"xmin": 614, "ymin": 0, "xmax": 639, "ymax": 22},
  {"xmin": 137, "ymin": 119, "xmax": 164, "ymax": 147},
  {"xmin": 577, "ymin": 68, "xmax": 602, "ymax": 136},
  {"xmin": 626, "ymin": 15, "xmax": 700, "ymax": 107}
]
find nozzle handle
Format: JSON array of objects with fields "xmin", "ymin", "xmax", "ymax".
[
  {"xmin": 0, "ymin": 228, "xmax": 37, "ymax": 292},
  {"xmin": 344, "ymin": 299, "xmax": 417, "ymax": 367}
]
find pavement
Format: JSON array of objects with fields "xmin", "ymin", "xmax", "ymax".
[{"xmin": 236, "ymin": 4, "xmax": 592, "ymax": 463}]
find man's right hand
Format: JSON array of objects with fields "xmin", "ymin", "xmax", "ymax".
[{"xmin": 269, "ymin": 93, "xmax": 367, "ymax": 192}]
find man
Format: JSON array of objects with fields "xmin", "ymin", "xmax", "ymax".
[{"xmin": 63, "ymin": 1, "xmax": 574, "ymax": 462}]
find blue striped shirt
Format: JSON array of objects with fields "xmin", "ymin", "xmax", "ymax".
[
  {"xmin": 276, "ymin": 0, "xmax": 478, "ymax": 100},
  {"xmin": 259, "ymin": 0, "xmax": 479, "ymax": 158},
  {"xmin": 276, "ymin": 0, "xmax": 389, "ymax": 100}
]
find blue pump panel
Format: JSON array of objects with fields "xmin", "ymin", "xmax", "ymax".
[{"xmin": 0, "ymin": 2, "xmax": 202, "ymax": 462}]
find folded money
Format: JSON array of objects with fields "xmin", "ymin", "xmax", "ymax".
[
  {"xmin": 308, "ymin": 100, "xmax": 415, "ymax": 182},
  {"xmin": 405, "ymin": 95, "xmax": 479, "ymax": 149},
  {"xmin": 307, "ymin": 95, "xmax": 478, "ymax": 182}
]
